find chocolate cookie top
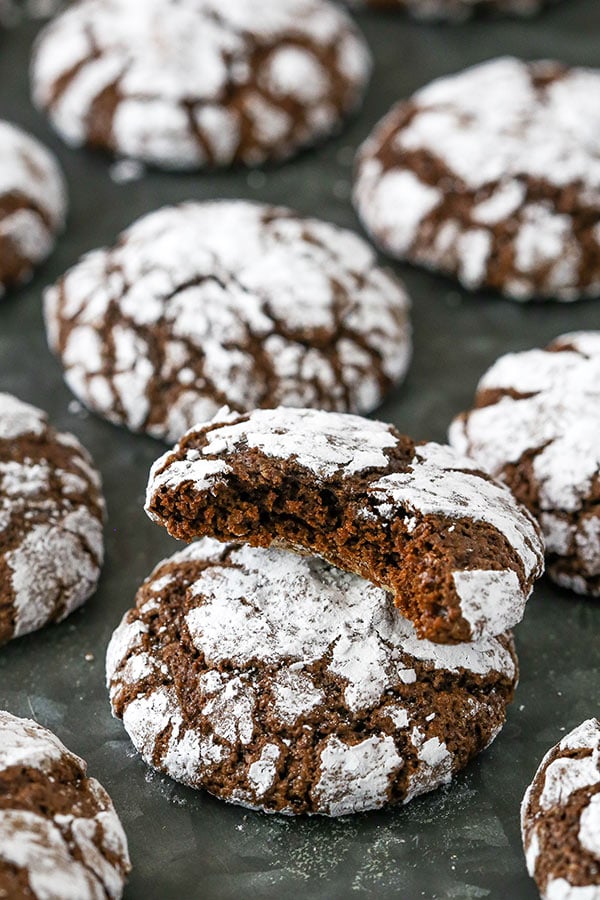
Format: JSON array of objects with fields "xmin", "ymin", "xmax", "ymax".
[
  {"xmin": 521, "ymin": 719, "xmax": 600, "ymax": 900},
  {"xmin": 450, "ymin": 332, "xmax": 600, "ymax": 597},
  {"xmin": 0, "ymin": 120, "xmax": 66, "ymax": 295},
  {"xmin": 354, "ymin": 57, "xmax": 600, "ymax": 302},
  {"xmin": 0, "ymin": 393, "xmax": 105, "ymax": 644},
  {"xmin": 45, "ymin": 202, "xmax": 412, "ymax": 443},
  {"xmin": 145, "ymin": 407, "xmax": 544, "ymax": 644},
  {"xmin": 31, "ymin": 0, "xmax": 371, "ymax": 170},
  {"xmin": 107, "ymin": 539, "xmax": 517, "ymax": 816},
  {"xmin": 347, "ymin": 0, "xmax": 555, "ymax": 20},
  {"xmin": 0, "ymin": 710, "xmax": 131, "ymax": 899}
]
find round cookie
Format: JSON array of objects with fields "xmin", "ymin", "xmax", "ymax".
[
  {"xmin": 31, "ymin": 0, "xmax": 371, "ymax": 170},
  {"xmin": 0, "ymin": 120, "xmax": 66, "ymax": 296},
  {"xmin": 0, "ymin": 710, "xmax": 130, "ymax": 898},
  {"xmin": 450, "ymin": 332, "xmax": 600, "ymax": 597},
  {"xmin": 0, "ymin": 393, "xmax": 105, "ymax": 644},
  {"xmin": 347, "ymin": 0, "xmax": 556, "ymax": 20},
  {"xmin": 145, "ymin": 406, "xmax": 544, "ymax": 645},
  {"xmin": 521, "ymin": 719, "xmax": 600, "ymax": 900},
  {"xmin": 107, "ymin": 539, "xmax": 518, "ymax": 816},
  {"xmin": 44, "ymin": 201, "xmax": 412, "ymax": 443},
  {"xmin": 354, "ymin": 57, "xmax": 600, "ymax": 302}
]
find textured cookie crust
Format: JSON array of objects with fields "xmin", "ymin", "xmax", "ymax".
[
  {"xmin": 107, "ymin": 540, "xmax": 518, "ymax": 816},
  {"xmin": 31, "ymin": 0, "xmax": 371, "ymax": 170},
  {"xmin": 354, "ymin": 57, "xmax": 600, "ymax": 302},
  {"xmin": 0, "ymin": 120, "xmax": 66, "ymax": 295},
  {"xmin": 44, "ymin": 201, "xmax": 412, "ymax": 443},
  {"xmin": 0, "ymin": 393, "xmax": 105, "ymax": 644},
  {"xmin": 521, "ymin": 719, "xmax": 600, "ymax": 900},
  {"xmin": 145, "ymin": 407, "xmax": 544, "ymax": 644},
  {"xmin": 348, "ymin": 0, "xmax": 555, "ymax": 20},
  {"xmin": 450, "ymin": 332, "xmax": 600, "ymax": 597},
  {"xmin": 0, "ymin": 710, "xmax": 131, "ymax": 899}
]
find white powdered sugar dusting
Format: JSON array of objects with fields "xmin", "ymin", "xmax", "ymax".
[
  {"xmin": 579, "ymin": 794, "xmax": 600, "ymax": 860},
  {"xmin": 32, "ymin": 0, "xmax": 370, "ymax": 169},
  {"xmin": 0, "ymin": 711, "xmax": 82, "ymax": 775},
  {"xmin": 315, "ymin": 735, "xmax": 402, "ymax": 816},
  {"xmin": 46, "ymin": 202, "xmax": 410, "ymax": 444}
]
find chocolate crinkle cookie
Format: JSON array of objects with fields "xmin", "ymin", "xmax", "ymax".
[
  {"xmin": 450, "ymin": 332, "xmax": 600, "ymax": 597},
  {"xmin": 346, "ymin": 0, "xmax": 557, "ymax": 20},
  {"xmin": 0, "ymin": 393, "xmax": 105, "ymax": 645},
  {"xmin": 107, "ymin": 539, "xmax": 518, "ymax": 816},
  {"xmin": 31, "ymin": 0, "xmax": 371, "ymax": 170},
  {"xmin": 0, "ymin": 710, "xmax": 131, "ymax": 899},
  {"xmin": 354, "ymin": 57, "xmax": 600, "ymax": 302},
  {"xmin": 521, "ymin": 719, "xmax": 600, "ymax": 900},
  {"xmin": 145, "ymin": 407, "xmax": 544, "ymax": 644},
  {"xmin": 0, "ymin": 120, "xmax": 66, "ymax": 295},
  {"xmin": 44, "ymin": 201, "xmax": 412, "ymax": 443}
]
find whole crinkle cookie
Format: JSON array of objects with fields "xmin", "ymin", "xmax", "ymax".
[
  {"xmin": 346, "ymin": 0, "xmax": 557, "ymax": 20},
  {"xmin": 0, "ymin": 120, "xmax": 66, "ymax": 295},
  {"xmin": 450, "ymin": 332, "xmax": 600, "ymax": 597},
  {"xmin": 0, "ymin": 710, "xmax": 131, "ymax": 898},
  {"xmin": 145, "ymin": 407, "xmax": 544, "ymax": 644},
  {"xmin": 107, "ymin": 539, "xmax": 518, "ymax": 816},
  {"xmin": 354, "ymin": 57, "xmax": 600, "ymax": 302},
  {"xmin": 44, "ymin": 201, "xmax": 412, "ymax": 443},
  {"xmin": 0, "ymin": 393, "xmax": 105, "ymax": 644},
  {"xmin": 31, "ymin": 0, "xmax": 371, "ymax": 170},
  {"xmin": 521, "ymin": 719, "xmax": 600, "ymax": 900}
]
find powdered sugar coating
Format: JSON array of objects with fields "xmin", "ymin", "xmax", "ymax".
[
  {"xmin": 346, "ymin": 0, "xmax": 555, "ymax": 20},
  {"xmin": 355, "ymin": 57, "xmax": 600, "ymax": 301},
  {"xmin": 146, "ymin": 406, "xmax": 543, "ymax": 641},
  {"xmin": 0, "ymin": 120, "xmax": 66, "ymax": 294},
  {"xmin": 0, "ymin": 711, "xmax": 130, "ymax": 899},
  {"xmin": 450, "ymin": 332, "xmax": 600, "ymax": 596},
  {"xmin": 32, "ymin": 0, "xmax": 371, "ymax": 169},
  {"xmin": 45, "ymin": 202, "xmax": 411, "ymax": 443},
  {"xmin": 521, "ymin": 719, "xmax": 600, "ymax": 900},
  {"xmin": 0, "ymin": 393, "xmax": 105, "ymax": 643},
  {"xmin": 107, "ymin": 539, "xmax": 517, "ymax": 816}
]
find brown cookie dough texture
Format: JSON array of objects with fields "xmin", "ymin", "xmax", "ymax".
[
  {"xmin": 0, "ymin": 710, "xmax": 131, "ymax": 899},
  {"xmin": 521, "ymin": 719, "xmax": 600, "ymax": 900},
  {"xmin": 450, "ymin": 332, "xmax": 600, "ymax": 597},
  {"xmin": 354, "ymin": 57, "xmax": 600, "ymax": 302},
  {"xmin": 107, "ymin": 539, "xmax": 518, "ymax": 816},
  {"xmin": 44, "ymin": 201, "xmax": 412, "ymax": 443},
  {"xmin": 347, "ymin": 0, "xmax": 555, "ymax": 19},
  {"xmin": 0, "ymin": 393, "xmax": 105, "ymax": 645},
  {"xmin": 0, "ymin": 120, "xmax": 66, "ymax": 295},
  {"xmin": 145, "ymin": 407, "xmax": 544, "ymax": 645},
  {"xmin": 31, "ymin": 0, "xmax": 371, "ymax": 169}
]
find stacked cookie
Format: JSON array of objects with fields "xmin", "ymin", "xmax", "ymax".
[{"xmin": 106, "ymin": 407, "xmax": 544, "ymax": 815}]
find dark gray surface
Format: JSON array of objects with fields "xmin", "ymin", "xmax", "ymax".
[{"xmin": 1, "ymin": 5, "xmax": 600, "ymax": 898}]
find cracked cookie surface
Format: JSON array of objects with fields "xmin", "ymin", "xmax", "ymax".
[
  {"xmin": 107, "ymin": 539, "xmax": 518, "ymax": 816},
  {"xmin": 31, "ymin": 0, "xmax": 371, "ymax": 169},
  {"xmin": 354, "ymin": 57, "xmax": 600, "ymax": 301},
  {"xmin": 44, "ymin": 201, "xmax": 412, "ymax": 443},
  {"xmin": 0, "ymin": 393, "xmax": 105, "ymax": 645},
  {"xmin": 0, "ymin": 710, "xmax": 131, "ymax": 899},
  {"xmin": 450, "ymin": 332, "xmax": 600, "ymax": 597},
  {"xmin": 0, "ymin": 120, "xmax": 66, "ymax": 295},
  {"xmin": 521, "ymin": 719, "xmax": 600, "ymax": 900},
  {"xmin": 145, "ymin": 406, "xmax": 544, "ymax": 644}
]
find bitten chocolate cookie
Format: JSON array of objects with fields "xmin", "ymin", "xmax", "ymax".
[
  {"xmin": 0, "ymin": 120, "xmax": 66, "ymax": 295},
  {"xmin": 44, "ymin": 202, "xmax": 412, "ymax": 443},
  {"xmin": 145, "ymin": 407, "xmax": 544, "ymax": 644},
  {"xmin": 450, "ymin": 332, "xmax": 600, "ymax": 597},
  {"xmin": 107, "ymin": 539, "xmax": 518, "ymax": 816},
  {"xmin": 0, "ymin": 710, "xmax": 131, "ymax": 898},
  {"xmin": 521, "ymin": 719, "xmax": 600, "ymax": 900},
  {"xmin": 347, "ymin": 0, "xmax": 555, "ymax": 20},
  {"xmin": 0, "ymin": 393, "xmax": 105, "ymax": 644},
  {"xmin": 354, "ymin": 57, "xmax": 600, "ymax": 302},
  {"xmin": 31, "ymin": 0, "xmax": 371, "ymax": 170}
]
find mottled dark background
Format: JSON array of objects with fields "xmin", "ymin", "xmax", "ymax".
[{"xmin": 1, "ymin": 4, "xmax": 600, "ymax": 897}]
